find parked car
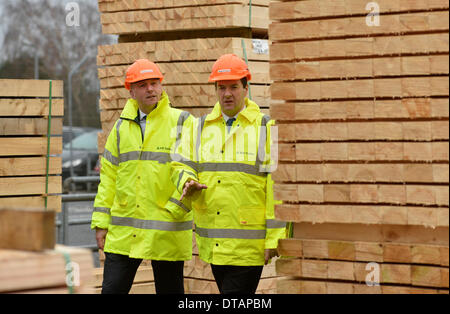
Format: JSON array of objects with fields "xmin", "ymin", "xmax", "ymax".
[
  {"xmin": 62, "ymin": 128, "xmax": 101, "ymax": 190},
  {"xmin": 62, "ymin": 126, "xmax": 94, "ymax": 146}
]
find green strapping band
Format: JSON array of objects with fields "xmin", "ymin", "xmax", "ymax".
[
  {"xmin": 248, "ymin": 0, "xmax": 252, "ymax": 28},
  {"xmin": 44, "ymin": 80, "xmax": 53, "ymax": 210},
  {"xmin": 59, "ymin": 249, "xmax": 75, "ymax": 294},
  {"xmin": 241, "ymin": 39, "xmax": 252, "ymax": 100}
]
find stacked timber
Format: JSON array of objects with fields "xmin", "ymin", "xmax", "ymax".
[
  {"xmin": 96, "ymin": 0, "xmax": 271, "ymax": 153},
  {"xmin": 269, "ymin": 0, "xmax": 449, "ymax": 293},
  {"xmin": 0, "ymin": 79, "xmax": 63, "ymax": 212},
  {"xmin": 0, "ymin": 245, "xmax": 94, "ymax": 294},
  {"xmin": 95, "ymin": 0, "xmax": 278, "ymax": 293}
]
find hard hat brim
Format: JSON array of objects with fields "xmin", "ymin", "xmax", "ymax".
[
  {"xmin": 125, "ymin": 75, "xmax": 164, "ymax": 90},
  {"xmin": 208, "ymin": 73, "xmax": 252, "ymax": 83}
]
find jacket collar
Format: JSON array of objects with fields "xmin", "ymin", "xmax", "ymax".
[
  {"xmin": 121, "ymin": 91, "xmax": 170, "ymax": 121},
  {"xmin": 206, "ymin": 98, "xmax": 261, "ymax": 124}
]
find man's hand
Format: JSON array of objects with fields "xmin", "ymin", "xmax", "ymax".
[
  {"xmin": 264, "ymin": 249, "xmax": 279, "ymax": 265},
  {"xmin": 95, "ymin": 228, "xmax": 108, "ymax": 250},
  {"xmin": 180, "ymin": 180, "xmax": 207, "ymax": 201}
]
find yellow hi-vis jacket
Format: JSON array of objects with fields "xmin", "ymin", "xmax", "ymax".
[
  {"xmin": 171, "ymin": 98, "xmax": 286, "ymax": 266},
  {"xmin": 91, "ymin": 91, "xmax": 194, "ymax": 261}
]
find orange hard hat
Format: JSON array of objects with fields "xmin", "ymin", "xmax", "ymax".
[
  {"xmin": 208, "ymin": 54, "xmax": 252, "ymax": 83},
  {"xmin": 124, "ymin": 59, "xmax": 164, "ymax": 90}
]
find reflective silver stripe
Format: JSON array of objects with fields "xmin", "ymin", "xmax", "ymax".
[
  {"xmin": 169, "ymin": 197, "xmax": 191, "ymax": 213},
  {"xmin": 174, "ymin": 111, "xmax": 191, "ymax": 152},
  {"xmin": 141, "ymin": 151, "xmax": 171, "ymax": 164},
  {"xmin": 266, "ymin": 219, "xmax": 286, "ymax": 229},
  {"xmin": 103, "ymin": 149, "xmax": 119, "ymax": 166},
  {"xmin": 118, "ymin": 151, "xmax": 172, "ymax": 164},
  {"xmin": 111, "ymin": 216, "xmax": 193, "ymax": 231},
  {"xmin": 196, "ymin": 115, "xmax": 207, "ymax": 162},
  {"xmin": 198, "ymin": 162, "xmax": 266, "ymax": 177},
  {"xmin": 119, "ymin": 151, "xmax": 140, "ymax": 163},
  {"xmin": 93, "ymin": 207, "xmax": 110, "ymax": 215},
  {"xmin": 255, "ymin": 115, "xmax": 270, "ymax": 172},
  {"xmin": 116, "ymin": 119, "xmax": 123, "ymax": 163},
  {"xmin": 195, "ymin": 226, "xmax": 266, "ymax": 239}
]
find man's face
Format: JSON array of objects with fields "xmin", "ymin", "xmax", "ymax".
[
  {"xmin": 130, "ymin": 78, "xmax": 163, "ymax": 113},
  {"xmin": 216, "ymin": 79, "xmax": 248, "ymax": 117}
]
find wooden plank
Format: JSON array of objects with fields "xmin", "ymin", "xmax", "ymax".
[
  {"xmin": 270, "ymin": 33, "xmax": 449, "ymax": 62},
  {"xmin": 0, "ymin": 176, "xmax": 61, "ymax": 196},
  {"xmin": 274, "ymin": 183, "xmax": 448, "ymax": 206},
  {"xmin": 98, "ymin": 0, "xmax": 269, "ymax": 13},
  {"xmin": 275, "ymin": 203, "xmax": 449, "ymax": 227},
  {"xmin": 0, "ymin": 196, "xmax": 61, "ymax": 212},
  {"xmin": 0, "ymin": 99, "xmax": 64, "ymax": 117},
  {"xmin": 293, "ymin": 222, "xmax": 449, "ymax": 246},
  {"xmin": 277, "ymin": 121, "xmax": 449, "ymax": 142},
  {"xmin": 271, "ymin": 55, "xmax": 449, "ymax": 81},
  {"xmin": 271, "ymin": 77, "xmax": 449, "ymax": 101},
  {"xmin": 271, "ymin": 98, "xmax": 449, "ymax": 121},
  {"xmin": 279, "ymin": 142, "xmax": 449, "ymax": 162},
  {"xmin": 0, "ymin": 80, "xmax": 64, "ymax": 98},
  {"xmin": 0, "ymin": 157, "xmax": 61, "ymax": 176},
  {"xmin": 0, "ymin": 209, "xmax": 55, "ymax": 251},
  {"xmin": 278, "ymin": 238, "xmax": 449, "ymax": 266},
  {"xmin": 270, "ymin": 0, "xmax": 449, "ymax": 21},
  {"xmin": 0, "ymin": 137, "xmax": 62, "ymax": 156},
  {"xmin": 269, "ymin": 11, "xmax": 449, "ymax": 42},
  {"xmin": 0, "ymin": 117, "xmax": 63, "ymax": 136}
]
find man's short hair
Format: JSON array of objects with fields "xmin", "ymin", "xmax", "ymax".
[{"xmin": 215, "ymin": 77, "xmax": 248, "ymax": 89}]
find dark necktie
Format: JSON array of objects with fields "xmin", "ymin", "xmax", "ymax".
[{"xmin": 226, "ymin": 118, "xmax": 236, "ymax": 133}]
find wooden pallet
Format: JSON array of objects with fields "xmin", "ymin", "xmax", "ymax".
[
  {"xmin": 0, "ymin": 79, "xmax": 64, "ymax": 212},
  {"xmin": 270, "ymin": 0, "xmax": 449, "ymax": 294}
]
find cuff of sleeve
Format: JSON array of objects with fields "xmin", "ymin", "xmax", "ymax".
[
  {"xmin": 91, "ymin": 211, "xmax": 110, "ymax": 230},
  {"xmin": 166, "ymin": 197, "xmax": 192, "ymax": 220}
]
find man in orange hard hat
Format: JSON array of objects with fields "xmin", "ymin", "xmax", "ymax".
[
  {"xmin": 92, "ymin": 59, "xmax": 194, "ymax": 294},
  {"xmin": 171, "ymin": 54, "xmax": 286, "ymax": 294}
]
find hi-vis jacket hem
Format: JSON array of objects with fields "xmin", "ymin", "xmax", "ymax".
[{"xmin": 91, "ymin": 91, "xmax": 194, "ymax": 261}]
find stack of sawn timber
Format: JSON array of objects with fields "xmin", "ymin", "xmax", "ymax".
[
  {"xmin": 96, "ymin": 0, "xmax": 278, "ymax": 293},
  {"xmin": 0, "ymin": 79, "xmax": 63, "ymax": 212},
  {"xmin": 269, "ymin": 0, "xmax": 449, "ymax": 293},
  {"xmin": 0, "ymin": 245, "xmax": 94, "ymax": 294},
  {"xmin": 0, "ymin": 79, "xmax": 94, "ymax": 294}
]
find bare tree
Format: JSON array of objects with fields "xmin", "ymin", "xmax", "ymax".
[{"xmin": 0, "ymin": 0, "xmax": 116, "ymax": 127}]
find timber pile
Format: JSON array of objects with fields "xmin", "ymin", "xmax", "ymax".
[
  {"xmin": 95, "ymin": 0, "xmax": 279, "ymax": 293},
  {"xmin": 0, "ymin": 79, "xmax": 63, "ymax": 212},
  {"xmin": 96, "ymin": 0, "xmax": 271, "ymax": 154},
  {"xmin": 0, "ymin": 245, "xmax": 94, "ymax": 294},
  {"xmin": 270, "ymin": 0, "xmax": 449, "ymax": 293}
]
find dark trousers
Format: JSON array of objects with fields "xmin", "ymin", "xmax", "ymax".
[
  {"xmin": 101, "ymin": 252, "xmax": 185, "ymax": 294},
  {"xmin": 211, "ymin": 264, "xmax": 263, "ymax": 294}
]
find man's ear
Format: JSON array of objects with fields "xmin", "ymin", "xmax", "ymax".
[{"xmin": 129, "ymin": 86, "xmax": 136, "ymax": 100}]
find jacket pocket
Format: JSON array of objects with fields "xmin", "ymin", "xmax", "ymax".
[
  {"xmin": 116, "ymin": 190, "xmax": 128, "ymax": 207},
  {"xmin": 238, "ymin": 207, "xmax": 265, "ymax": 226}
]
